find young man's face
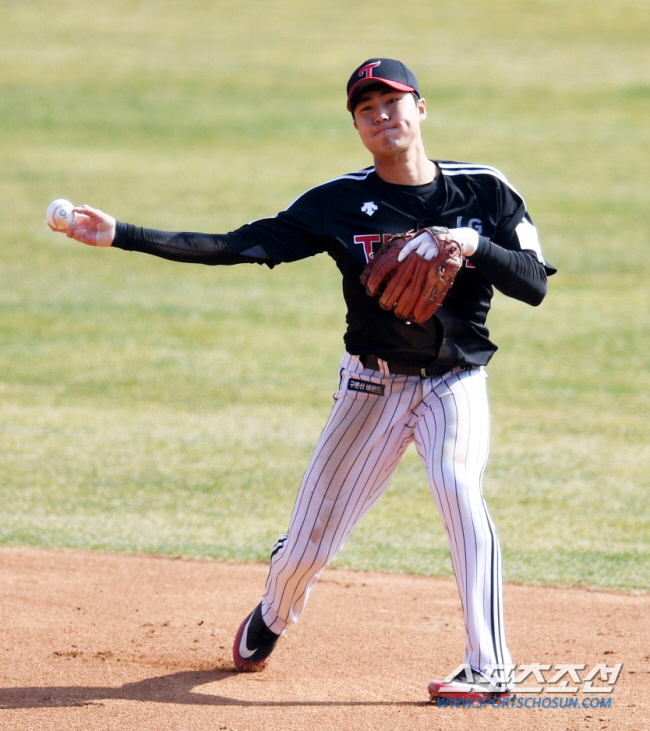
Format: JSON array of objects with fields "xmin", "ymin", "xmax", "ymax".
[{"xmin": 352, "ymin": 86, "xmax": 427, "ymax": 159}]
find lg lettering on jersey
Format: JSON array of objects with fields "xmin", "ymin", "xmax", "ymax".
[{"xmin": 457, "ymin": 216, "xmax": 483, "ymax": 233}]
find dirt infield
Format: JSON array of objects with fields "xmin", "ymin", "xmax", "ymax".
[{"xmin": 0, "ymin": 548, "xmax": 647, "ymax": 731}]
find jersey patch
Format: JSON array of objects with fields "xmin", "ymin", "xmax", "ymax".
[
  {"xmin": 347, "ymin": 378, "xmax": 385, "ymax": 396},
  {"xmin": 361, "ymin": 201, "xmax": 378, "ymax": 216}
]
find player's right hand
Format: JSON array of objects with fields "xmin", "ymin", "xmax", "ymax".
[
  {"xmin": 396, "ymin": 230, "xmax": 439, "ymax": 262},
  {"xmin": 66, "ymin": 205, "xmax": 116, "ymax": 247}
]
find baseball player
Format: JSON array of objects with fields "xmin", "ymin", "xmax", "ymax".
[{"xmin": 56, "ymin": 58, "xmax": 555, "ymax": 700}]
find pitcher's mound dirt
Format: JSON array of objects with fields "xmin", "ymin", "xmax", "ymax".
[{"xmin": 0, "ymin": 547, "xmax": 647, "ymax": 731}]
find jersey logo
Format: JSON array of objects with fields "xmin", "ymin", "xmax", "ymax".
[
  {"xmin": 456, "ymin": 216, "xmax": 483, "ymax": 234},
  {"xmin": 347, "ymin": 378, "xmax": 385, "ymax": 396},
  {"xmin": 361, "ymin": 201, "xmax": 378, "ymax": 217},
  {"xmin": 354, "ymin": 233, "xmax": 394, "ymax": 262}
]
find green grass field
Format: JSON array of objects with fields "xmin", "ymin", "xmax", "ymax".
[{"xmin": 1, "ymin": 0, "xmax": 648, "ymax": 591}]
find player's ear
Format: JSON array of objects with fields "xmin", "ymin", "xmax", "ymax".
[{"xmin": 418, "ymin": 97, "xmax": 427, "ymax": 121}]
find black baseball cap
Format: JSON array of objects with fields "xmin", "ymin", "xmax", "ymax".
[{"xmin": 346, "ymin": 58, "xmax": 420, "ymax": 111}]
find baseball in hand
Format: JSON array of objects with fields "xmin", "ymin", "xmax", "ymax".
[{"xmin": 46, "ymin": 199, "xmax": 75, "ymax": 231}]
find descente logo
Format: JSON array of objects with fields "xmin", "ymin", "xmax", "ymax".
[{"xmin": 361, "ymin": 201, "xmax": 379, "ymax": 216}]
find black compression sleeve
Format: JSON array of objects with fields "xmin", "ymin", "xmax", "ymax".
[
  {"xmin": 469, "ymin": 236, "xmax": 548, "ymax": 306},
  {"xmin": 112, "ymin": 222, "xmax": 271, "ymax": 265}
]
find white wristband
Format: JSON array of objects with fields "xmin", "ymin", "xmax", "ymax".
[{"xmin": 449, "ymin": 227, "xmax": 479, "ymax": 257}]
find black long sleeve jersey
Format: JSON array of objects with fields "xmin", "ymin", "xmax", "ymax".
[{"xmin": 114, "ymin": 160, "xmax": 556, "ymax": 375}]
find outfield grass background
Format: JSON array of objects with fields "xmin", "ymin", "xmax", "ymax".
[{"xmin": 1, "ymin": 0, "xmax": 648, "ymax": 590}]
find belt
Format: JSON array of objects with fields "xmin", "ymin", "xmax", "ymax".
[
  {"xmin": 361, "ymin": 354, "xmax": 430, "ymax": 377},
  {"xmin": 360, "ymin": 354, "xmax": 475, "ymax": 378}
]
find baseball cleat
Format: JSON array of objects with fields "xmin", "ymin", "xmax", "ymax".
[
  {"xmin": 428, "ymin": 668, "xmax": 514, "ymax": 701},
  {"xmin": 233, "ymin": 603, "xmax": 279, "ymax": 672}
]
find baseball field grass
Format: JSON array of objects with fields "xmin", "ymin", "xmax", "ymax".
[{"xmin": 1, "ymin": 0, "xmax": 648, "ymax": 591}]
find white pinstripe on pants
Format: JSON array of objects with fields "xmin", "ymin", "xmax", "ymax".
[{"xmin": 261, "ymin": 351, "xmax": 511, "ymax": 675}]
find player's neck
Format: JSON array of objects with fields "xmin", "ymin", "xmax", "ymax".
[{"xmin": 373, "ymin": 149, "xmax": 438, "ymax": 186}]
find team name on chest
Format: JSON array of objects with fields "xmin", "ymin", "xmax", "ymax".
[
  {"xmin": 353, "ymin": 215, "xmax": 483, "ymax": 266},
  {"xmin": 353, "ymin": 233, "xmax": 394, "ymax": 264}
]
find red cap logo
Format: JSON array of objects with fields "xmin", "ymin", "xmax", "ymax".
[{"xmin": 357, "ymin": 61, "xmax": 381, "ymax": 81}]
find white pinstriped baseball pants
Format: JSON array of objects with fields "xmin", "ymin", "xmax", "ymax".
[{"xmin": 261, "ymin": 351, "xmax": 511, "ymax": 675}]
